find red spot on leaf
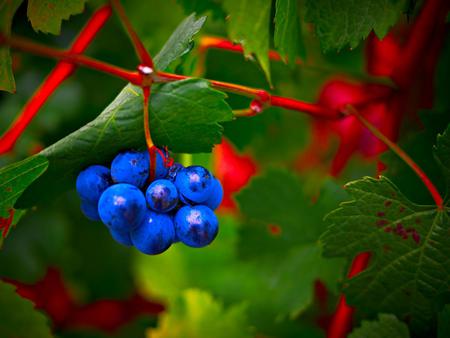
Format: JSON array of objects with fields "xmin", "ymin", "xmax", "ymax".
[
  {"xmin": 5, "ymin": 186, "xmax": 12, "ymax": 192},
  {"xmin": 376, "ymin": 211, "xmax": 385, "ymax": 217},
  {"xmin": 384, "ymin": 226, "xmax": 392, "ymax": 233},
  {"xmin": 384, "ymin": 200, "xmax": 392, "ymax": 207},
  {"xmin": 376, "ymin": 219, "xmax": 389, "ymax": 227},
  {"xmin": 268, "ymin": 224, "xmax": 282, "ymax": 236},
  {"xmin": 399, "ymin": 206, "xmax": 405, "ymax": 213},
  {"xmin": 412, "ymin": 231, "xmax": 421, "ymax": 244}
]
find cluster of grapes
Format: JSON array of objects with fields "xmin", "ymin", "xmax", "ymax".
[{"xmin": 75, "ymin": 149, "xmax": 223, "ymax": 255}]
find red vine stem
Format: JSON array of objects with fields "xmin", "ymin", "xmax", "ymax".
[
  {"xmin": 155, "ymin": 71, "xmax": 339, "ymax": 118},
  {"xmin": 0, "ymin": 5, "xmax": 112, "ymax": 154},
  {"xmin": 346, "ymin": 105, "xmax": 444, "ymax": 209},
  {"xmin": 110, "ymin": 0, "xmax": 153, "ymax": 68},
  {"xmin": 0, "ymin": 34, "xmax": 141, "ymax": 85},
  {"xmin": 0, "ymin": 36, "xmax": 342, "ymax": 120}
]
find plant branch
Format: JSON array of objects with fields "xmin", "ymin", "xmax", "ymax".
[
  {"xmin": 0, "ymin": 34, "xmax": 141, "ymax": 85},
  {"xmin": 345, "ymin": 105, "xmax": 444, "ymax": 209},
  {"xmin": 156, "ymin": 71, "xmax": 340, "ymax": 119},
  {"xmin": 0, "ymin": 5, "xmax": 112, "ymax": 154},
  {"xmin": 110, "ymin": 0, "xmax": 153, "ymax": 68}
]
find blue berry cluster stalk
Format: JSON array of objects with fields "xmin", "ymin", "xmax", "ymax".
[{"xmin": 75, "ymin": 149, "xmax": 222, "ymax": 255}]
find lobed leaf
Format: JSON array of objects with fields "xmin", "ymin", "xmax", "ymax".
[
  {"xmin": 349, "ymin": 314, "xmax": 410, "ymax": 338},
  {"xmin": 321, "ymin": 176, "xmax": 450, "ymax": 334},
  {"xmin": 274, "ymin": 0, "xmax": 305, "ymax": 64},
  {"xmin": 0, "ymin": 281, "xmax": 53, "ymax": 338},
  {"xmin": 305, "ymin": 0, "xmax": 406, "ymax": 52},
  {"xmin": 27, "ymin": 0, "xmax": 86, "ymax": 35},
  {"xmin": 0, "ymin": 0, "xmax": 22, "ymax": 93},
  {"xmin": 154, "ymin": 13, "xmax": 206, "ymax": 71},
  {"xmin": 223, "ymin": 0, "xmax": 271, "ymax": 83},
  {"xmin": 0, "ymin": 155, "xmax": 48, "ymax": 219}
]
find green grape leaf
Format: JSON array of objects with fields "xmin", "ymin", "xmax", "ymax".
[
  {"xmin": 17, "ymin": 79, "xmax": 231, "ymax": 208},
  {"xmin": 321, "ymin": 176, "xmax": 450, "ymax": 334},
  {"xmin": 27, "ymin": 0, "xmax": 86, "ymax": 35},
  {"xmin": 349, "ymin": 314, "xmax": 410, "ymax": 338},
  {"xmin": 274, "ymin": 0, "xmax": 305, "ymax": 64},
  {"xmin": 0, "ymin": 155, "xmax": 48, "ymax": 219},
  {"xmin": 305, "ymin": 0, "xmax": 406, "ymax": 52},
  {"xmin": 0, "ymin": 281, "xmax": 53, "ymax": 338},
  {"xmin": 154, "ymin": 13, "xmax": 206, "ymax": 71},
  {"xmin": 176, "ymin": 0, "xmax": 225, "ymax": 19},
  {"xmin": 235, "ymin": 170, "xmax": 347, "ymax": 316},
  {"xmin": 223, "ymin": 0, "xmax": 271, "ymax": 83},
  {"xmin": 438, "ymin": 304, "xmax": 450, "ymax": 338},
  {"xmin": 0, "ymin": 0, "xmax": 22, "ymax": 93},
  {"xmin": 236, "ymin": 169, "xmax": 348, "ymax": 257},
  {"xmin": 148, "ymin": 289, "xmax": 251, "ymax": 338}
]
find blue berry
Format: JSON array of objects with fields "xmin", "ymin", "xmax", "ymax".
[
  {"xmin": 111, "ymin": 150, "xmax": 150, "ymax": 188},
  {"xmin": 203, "ymin": 178, "xmax": 223, "ymax": 210},
  {"xmin": 110, "ymin": 228, "xmax": 132, "ymax": 246},
  {"xmin": 175, "ymin": 166, "xmax": 213, "ymax": 203},
  {"xmin": 80, "ymin": 200, "xmax": 101, "ymax": 221},
  {"xmin": 179, "ymin": 193, "xmax": 195, "ymax": 206},
  {"xmin": 98, "ymin": 183, "xmax": 146, "ymax": 231},
  {"xmin": 146, "ymin": 179, "xmax": 179, "ymax": 213},
  {"xmin": 166, "ymin": 162, "xmax": 184, "ymax": 181},
  {"xmin": 76, "ymin": 165, "xmax": 111, "ymax": 203},
  {"xmin": 174, "ymin": 205, "xmax": 218, "ymax": 248},
  {"xmin": 131, "ymin": 211, "xmax": 175, "ymax": 254}
]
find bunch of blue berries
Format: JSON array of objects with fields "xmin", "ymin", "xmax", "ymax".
[{"xmin": 75, "ymin": 149, "xmax": 223, "ymax": 255}]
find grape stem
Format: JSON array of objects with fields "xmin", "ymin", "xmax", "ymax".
[
  {"xmin": 345, "ymin": 105, "xmax": 444, "ymax": 210},
  {"xmin": 0, "ymin": 5, "xmax": 112, "ymax": 154}
]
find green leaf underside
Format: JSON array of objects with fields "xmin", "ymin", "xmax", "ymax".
[
  {"xmin": 223, "ymin": 0, "xmax": 271, "ymax": 83},
  {"xmin": 27, "ymin": 0, "xmax": 86, "ymax": 35},
  {"xmin": 321, "ymin": 176, "xmax": 450, "ymax": 334},
  {"xmin": 236, "ymin": 170, "xmax": 347, "ymax": 316},
  {"xmin": 17, "ymin": 79, "xmax": 232, "ymax": 208},
  {"xmin": 349, "ymin": 314, "xmax": 410, "ymax": 338},
  {"xmin": 154, "ymin": 13, "xmax": 206, "ymax": 71},
  {"xmin": 0, "ymin": 155, "xmax": 48, "ymax": 219},
  {"xmin": 0, "ymin": 281, "xmax": 53, "ymax": 338},
  {"xmin": 305, "ymin": 0, "xmax": 405, "ymax": 52},
  {"xmin": 0, "ymin": 0, "xmax": 22, "ymax": 93},
  {"xmin": 274, "ymin": 0, "xmax": 304, "ymax": 64},
  {"xmin": 149, "ymin": 289, "xmax": 251, "ymax": 338}
]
